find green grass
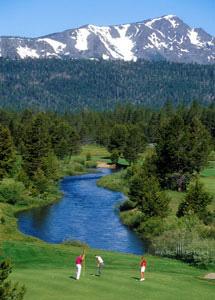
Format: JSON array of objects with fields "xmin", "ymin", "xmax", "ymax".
[
  {"xmin": 80, "ymin": 144, "xmax": 129, "ymax": 166},
  {"xmin": 2, "ymin": 241, "xmax": 214, "ymax": 300},
  {"xmin": 80, "ymin": 144, "xmax": 110, "ymax": 163},
  {"xmin": 166, "ymin": 191, "xmax": 185, "ymax": 215},
  {"xmin": 97, "ymin": 169, "xmax": 128, "ymax": 194},
  {"xmin": 201, "ymin": 161, "xmax": 215, "ymax": 177},
  {"xmin": 200, "ymin": 160, "xmax": 215, "ymax": 210},
  {"xmin": 80, "ymin": 144, "xmax": 110, "ymax": 158}
]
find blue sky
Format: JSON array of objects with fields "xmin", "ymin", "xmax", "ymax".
[{"xmin": 0, "ymin": 0, "xmax": 214, "ymax": 37}]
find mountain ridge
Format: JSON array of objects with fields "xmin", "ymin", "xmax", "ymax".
[{"xmin": 0, "ymin": 15, "xmax": 214, "ymax": 64}]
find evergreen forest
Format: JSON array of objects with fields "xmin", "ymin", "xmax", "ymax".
[{"xmin": 0, "ymin": 59, "xmax": 214, "ymax": 112}]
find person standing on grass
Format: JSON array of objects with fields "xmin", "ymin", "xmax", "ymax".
[
  {"xmin": 140, "ymin": 256, "xmax": 147, "ymax": 281},
  {"xmin": 95, "ymin": 255, "xmax": 104, "ymax": 276},
  {"xmin": 75, "ymin": 253, "xmax": 85, "ymax": 280}
]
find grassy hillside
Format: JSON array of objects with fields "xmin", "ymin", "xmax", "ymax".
[{"xmin": 1, "ymin": 241, "xmax": 214, "ymax": 300}]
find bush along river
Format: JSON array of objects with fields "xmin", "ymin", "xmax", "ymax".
[{"xmin": 18, "ymin": 168, "xmax": 144, "ymax": 254}]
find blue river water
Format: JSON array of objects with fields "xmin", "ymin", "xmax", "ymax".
[{"xmin": 18, "ymin": 168, "xmax": 144, "ymax": 254}]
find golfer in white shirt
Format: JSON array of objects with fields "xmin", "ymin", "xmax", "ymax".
[{"xmin": 95, "ymin": 255, "xmax": 104, "ymax": 276}]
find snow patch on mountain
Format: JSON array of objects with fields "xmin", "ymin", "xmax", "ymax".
[
  {"xmin": 113, "ymin": 25, "xmax": 136, "ymax": 61},
  {"xmin": 75, "ymin": 28, "xmax": 90, "ymax": 51},
  {"xmin": 207, "ymin": 40, "xmax": 214, "ymax": 46},
  {"xmin": 148, "ymin": 33, "xmax": 168, "ymax": 49},
  {"xmin": 164, "ymin": 15, "xmax": 179, "ymax": 28},
  {"xmin": 89, "ymin": 25, "xmax": 119, "ymax": 59},
  {"xmin": 17, "ymin": 46, "xmax": 39, "ymax": 59},
  {"xmin": 145, "ymin": 15, "xmax": 178, "ymax": 29},
  {"xmin": 145, "ymin": 17, "xmax": 162, "ymax": 29},
  {"xmin": 38, "ymin": 38, "xmax": 66, "ymax": 53},
  {"xmin": 188, "ymin": 29, "xmax": 204, "ymax": 47},
  {"xmin": 208, "ymin": 55, "xmax": 215, "ymax": 61},
  {"xmin": 102, "ymin": 54, "xmax": 109, "ymax": 60},
  {"xmin": 88, "ymin": 24, "xmax": 136, "ymax": 61}
]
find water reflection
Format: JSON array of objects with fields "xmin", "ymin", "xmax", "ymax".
[{"xmin": 18, "ymin": 168, "xmax": 144, "ymax": 254}]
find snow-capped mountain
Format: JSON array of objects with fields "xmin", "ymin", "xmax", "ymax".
[{"xmin": 0, "ymin": 15, "xmax": 214, "ymax": 64}]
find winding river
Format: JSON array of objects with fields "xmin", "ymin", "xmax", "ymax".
[{"xmin": 18, "ymin": 168, "xmax": 144, "ymax": 254}]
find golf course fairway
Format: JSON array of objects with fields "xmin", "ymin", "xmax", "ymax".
[{"xmin": 2, "ymin": 240, "xmax": 214, "ymax": 300}]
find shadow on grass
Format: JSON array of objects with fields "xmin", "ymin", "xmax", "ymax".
[
  {"xmin": 131, "ymin": 276, "xmax": 140, "ymax": 281},
  {"xmin": 90, "ymin": 273, "xmax": 101, "ymax": 277},
  {"xmin": 69, "ymin": 275, "xmax": 77, "ymax": 280}
]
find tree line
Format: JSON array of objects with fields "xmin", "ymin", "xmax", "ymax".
[{"xmin": 0, "ymin": 102, "xmax": 214, "ymax": 201}]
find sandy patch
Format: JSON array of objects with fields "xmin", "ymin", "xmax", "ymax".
[
  {"xmin": 97, "ymin": 161, "xmax": 116, "ymax": 169},
  {"xmin": 204, "ymin": 273, "xmax": 215, "ymax": 279}
]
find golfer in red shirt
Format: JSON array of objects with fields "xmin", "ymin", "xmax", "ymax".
[
  {"xmin": 75, "ymin": 254, "xmax": 85, "ymax": 280},
  {"xmin": 140, "ymin": 256, "xmax": 147, "ymax": 281}
]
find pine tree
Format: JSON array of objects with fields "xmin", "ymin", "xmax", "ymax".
[
  {"xmin": 108, "ymin": 124, "xmax": 128, "ymax": 156},
  {"xmin": 123, "ymin": 125, "xmax": 145, "ymax": 164},
  {"xmin": 23, "ymin": 113, "xmax": 51, "ymax": 177},
  {"xmin": 155, "ymin": 114, "xmax": 211, "ymax": 189},
  {"xmin": 0, "ymin": 260, "xmax": 25, "ymax": 300},
  {"xmin": 0, "ymin": 124, "xmax": 15, "ymax": 178},
  {"xmin": 129, "ymin": 168, "xmax": 170, "ymax": 218},
  {"xmin": 50, "ymin": 121, "xmax": 80, "ymax": 159},
  {"xmin": 177, "ymin": 178, "xmax": 213, "ymax": 220}
]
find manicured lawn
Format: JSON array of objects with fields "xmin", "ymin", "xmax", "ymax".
[{"xmin": 2, "ymin": 241, "xmax": 214, "ymax": 300}]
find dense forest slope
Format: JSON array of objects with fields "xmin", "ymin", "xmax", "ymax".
[{"xmin": 0, "ymin": 59, "xmax": 214, "ymax": 112}]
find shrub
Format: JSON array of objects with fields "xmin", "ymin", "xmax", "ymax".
[
  {"xmin": 150, "ymin": 216, "xmax": 215, "ymax": 268},
  {"xmin": 208, "ymin": 151, "xmax": 215, "ymax": 161},
  {"xmin": 119, "ymin": 199, "xmax": 137, "ymax": 211},
  {"xmin": 129, "ymin": 172, "xmax": 170, "ymax": 218},
  {"xmin": 71, "ymin": 156, "xmax": 85, "ymax": 165},
  {"xmin": 0, "ymin": 178, "xmax": 29, "ymax": 205},
  {"xmin": 86, "ymin": 152, "xmax": 91, "ymax": 161},
  {"xmin": 138, "ymin": 217, "xmax": 166, "ymax": 239},
  {"xmin": 199, "ymin": 225, "xmax": 215, "ymax": 239},
  {"xmin": 0, "ymin": 216, "xmax": 5, "ymax": 224},
  {"xmin": 0, "ymin": 259, "xmax": 26, "ymax": 299},
  {"xmin": 110, "ymin": 150, "xmax": 120, "ymax": 164},
  {"xmin": 73, "ymin": 162, "xmax": 85, "ymax": 173},
  {"xmin": 32, "ymin": 168, "xmax": 50, "ymax": 194},
  {"xmin": 177, "ymin": 178, "xmax": 213, "ymax": 222},
  {"xmin": 85, "ymin": 160, "xmax": 97, "ymax": 168},
  {"xmin": 120, "ymin": 210, "xmax": 143, "ymax": 229}
]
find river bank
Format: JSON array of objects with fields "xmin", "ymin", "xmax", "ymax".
[
  {"xmin": 97, "ymin": 164, "xmax": 215, "ymax": 268},
  {"xmin": 0, "ymin": 145, "xmax": 108, "ymax": 244}
]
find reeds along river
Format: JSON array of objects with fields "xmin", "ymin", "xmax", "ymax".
[{"xmin": 18, "ymin": 168, "xmax": 144, "ymax": 254}]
